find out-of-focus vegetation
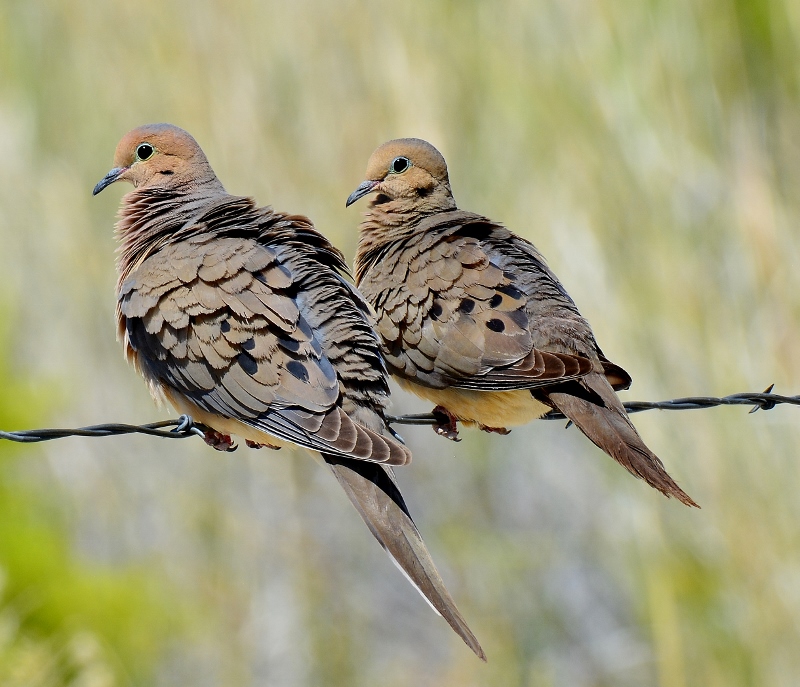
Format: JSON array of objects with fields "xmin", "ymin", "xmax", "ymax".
[
  {"xmin": 0, "ymin": 0, "xmax": 799, "ymax": 684},
  {"xmin": 0, "ymin": 305, "xmax": 204, "ymax": 687},
  {"xmin": 0, "ymin": 305, "xmax": 194, "ymax": 686}
]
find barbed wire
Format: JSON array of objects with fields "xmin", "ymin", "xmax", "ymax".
[
  {"xmin": 0, "ymin": 416, "xmax": 207, "ymax": 444},
  {"xmin": 387, "ymin": 385, "xmax": 795, "ymax": 425},
  {"xmin": 0, "ymin": 387, "xmax": 795, "ymax": 444}
]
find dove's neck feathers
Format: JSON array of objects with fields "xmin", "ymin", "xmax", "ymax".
[
  {"xmin": 355, "ymin": 183, "xmax": 457, "ymax": 272},
  {"xmin": 115, "ymin": 176, "xmax": 349, "ymax": 297},
  {"xmin": 115, "ymin": 176, "xmax": 237, "ymax": 287},
  {"xmin": 366, "ymin": 179, "xmax": 457, "ymax": 226}
]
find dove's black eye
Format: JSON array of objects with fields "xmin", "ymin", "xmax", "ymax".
[
  {"xmin": 391, "ymin": 156, "xmax": 410, "ymax": 174},
  {"xmin": 136, "ymin": 143, "xmax": 155, "ymax": 161}
]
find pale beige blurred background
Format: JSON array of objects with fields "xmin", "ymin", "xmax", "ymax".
[{"xmin": 1, "ymin": 0, "xmax": 800, "ymax": 685}]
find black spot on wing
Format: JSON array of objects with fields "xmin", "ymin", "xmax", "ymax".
[
  {"xmin": 239, "ymin": 352, "xmax": 258, "ymax": 375},
  {"xmin": 297, "ymin": 316, "xmax": 313, "ymax": 340},
  {"xmin": 486, "ymin": 318, "xmax": 505, "ymax": 332},
  {"xmin": 498, "ymin": 284, "xmax": 524, "ymax": 300},
  {"xmin": 278, "ymin": 337, "xmax": 301, "ymax": 353},
  {"xmin": 286, "ymin": 360, "xmax": 309, "ymax": 383}
]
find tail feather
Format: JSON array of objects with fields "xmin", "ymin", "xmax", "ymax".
[
  {"xmin": 542, "ymin": 373, "xmax": 698, "ymax": 508},
  {"xmin": 323, "ymin": 454, "xmax": 487, "ymax": 660}
]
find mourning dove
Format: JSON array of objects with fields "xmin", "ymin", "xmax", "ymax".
[
  {"xmin": 347, "ymin": 138, "xmax": 697, "ymax": 508},
  {"xmin": 93, "ymin": 124, "xmax": 485, "ymax": 659}
]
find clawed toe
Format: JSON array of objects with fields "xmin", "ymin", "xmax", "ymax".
[
  {"xmin": 432, "ymin": 405, "xmax": 461, "ymax": 442},
  {"xmin": 479, "ymin": 424, "xmax": 511, "ymax": 435},
  {"xmin": 246, "ymin": 439, "xmax": 281, "ymax": 450},
  {"xmin": 203, "ymin": 430, "xmax": 237, "ymax": 452}
]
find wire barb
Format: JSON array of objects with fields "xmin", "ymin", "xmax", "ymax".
[{"xmin": 0, "ymin": 389, "xmax": 797, "ymax": 444}]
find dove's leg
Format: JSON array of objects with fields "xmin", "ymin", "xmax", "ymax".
[
  {"xmin": 431, "ymin": 405, "xmax": 461, "ymax": 441},
  {"xmin": 203, "ymin": 429, "xmax": 237, "ymax": 452},
  {"xmin": 245, "ymin": 439, "xmax": 281, "ymax": 450},
  {"xmin": 478, "ymin": 424, "xmax": 511, "ymax": 435}
]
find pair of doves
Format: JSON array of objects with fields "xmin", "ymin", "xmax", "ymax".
[{"xmin": 93, "ymin": 124, "xmax": 696, "ymax": 660}]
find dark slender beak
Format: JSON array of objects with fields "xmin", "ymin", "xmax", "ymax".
[
  {"xmin": 92, "ymin": 167, "xmax": 127, "ymax": 196},
  {"xmin": 346, "ymin": 179, "xmax": 379, "ymax": 207}
]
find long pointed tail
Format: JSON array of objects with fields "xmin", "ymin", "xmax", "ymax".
[
  {"xmin": 323, "ymin": 454, "xmax": 486, "ymax": 660},
  {"xmin": 541, "ymin": 373, "xmax": 699, "ymax": 508}
]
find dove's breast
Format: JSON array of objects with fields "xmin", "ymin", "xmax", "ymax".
[{"xmin": 395, "ymin": 377, "xmax": 550, "ymax": 429}]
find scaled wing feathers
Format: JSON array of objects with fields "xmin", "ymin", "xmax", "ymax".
[{"xmin": 120, "ymin": 208, "xmax": 411, "ymax": 465}]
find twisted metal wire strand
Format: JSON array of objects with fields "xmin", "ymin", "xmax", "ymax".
[
  {"xmin": 0, "ymin": 387, "xmax": 795, "ymax": 443},
  {"xmin": 386, "ymin": 386, "xmax": 795, "ymax": 425},
  {"xmin": 0, "ymin": 416, "xmax": 207, "ymax": 443}
]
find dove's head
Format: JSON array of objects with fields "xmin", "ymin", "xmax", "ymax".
[
  {"xmin": 346, "ymin": 138, "xmax": 456, "ymax": 214},
  {"xmin": 93, "ymin": 123, "xmax": 222, "ymax": 196}
]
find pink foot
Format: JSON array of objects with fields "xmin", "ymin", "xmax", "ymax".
[
  {"xmin": 432, "ymin": 405, "xmax": 461, "ymax": 442},
  {"xmin": 479, "ymin": 424, "xmax": 511, "ymax": 435},
  {"xmin": 203, "ymin": 429, "xmax": 237, "ymax": 452},
  {"xmin": 246, "ymin": 439, "xmax": 281, "ymax": 450}
]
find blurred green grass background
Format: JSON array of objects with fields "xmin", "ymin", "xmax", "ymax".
[{"xmin": 1, "ymin": 0, "xmax": 799, "ymax": 684}]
